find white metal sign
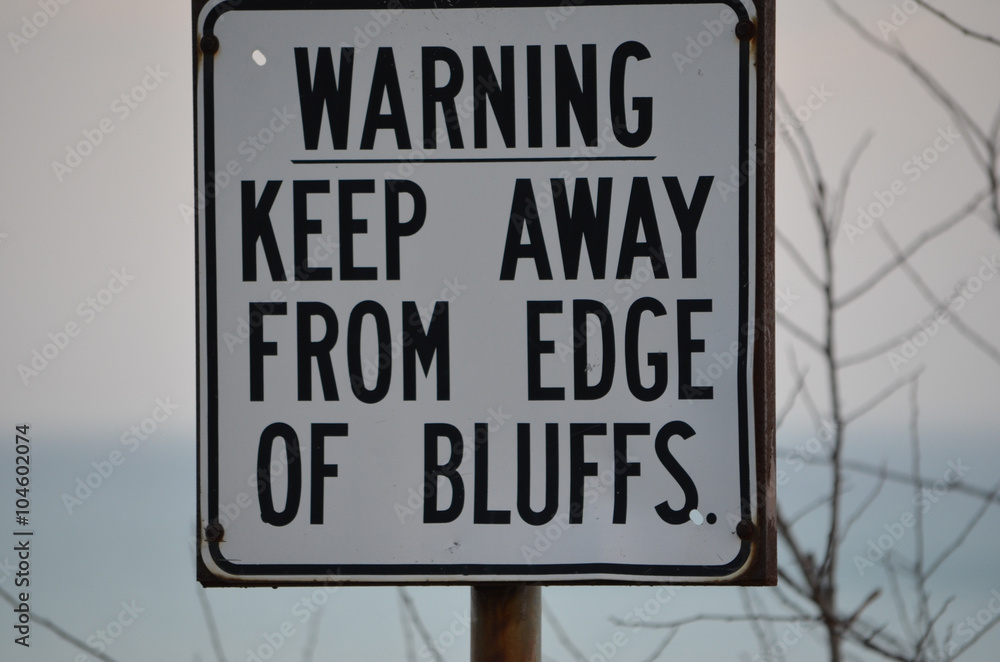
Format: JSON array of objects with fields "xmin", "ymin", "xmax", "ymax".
[{"xmin": 196, "ymin": 0, "xmax": 762, "ymax": 584}]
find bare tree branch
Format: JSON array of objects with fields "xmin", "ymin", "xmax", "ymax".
[
  {"xmin": 839, "ymin": 464, "xmax": 888, "ymax": 543},
  {"xmin": 777, "ymin": 313, "xmax": 825, "ymax": 353},
  {"xmin": 786, "ymin": 454, "xmax": 1000, "ymax": 504},
  {"xmin": 778, "ymin": 89, "xmax": 828, "ymax": 220},
  {"xmin": 913, "ymin": 0, "xmax": 1000, "ymax": 48},
  {"xmin": 302, "ymin": 604, "xmax": 325, "ymax": 662},
  {"xmin": 198, "ymin": 588, "xmax": 228, "ymax": 662},
  {"xmin": 843, "ymin": 369, "xmax": 925, "ymax": 426},
  {"xmin": 825, "ymin": 0, "xmax": 991, "ymax": 164},
  {"xmin": 777, "ymin": 228, "xmax": 825, "ymax": 290},
  {"xmin": 637, "ymin": 629, "xmax": 679, "ymax": 662},
  {"xmin": 835, "ymin": 190, "xmax": 989, "ymax": 308},
  {"xmin": 398, "ymin": 588, "xmax": 445, "ymax": 662},
  {"xmin": 926, "ymin": 480, "xmax": 1000, "ymax": 578},
  {"xmin": 843, "ymin": 590, "xmax": 883, "ymax": 633},
  {"xmin": 837, "ymin": 305, "xmax": 953, "ymax": 368},
  {"xmin": 543, "ymin": 600, "xmax": 588, "ymax": 662},
  {"xmin": 400, "ymin": 592, "xmax": 418, "ymax": 662},
  {"xmin": 950, "ymin": 604, "xmax": 1000, "ymax": 659},
  {"xmin": 831, "ymin": 132, "xmax": 875, "ymax": 238},
  {"xmin": 613, "ymin": 612, "xmax": 813, "ymax": 630},
  {"xmin": 740, "ymin": 587, "xmax": 774, "ymax": 656},
  {"xmin": 875, "ymin": 224, "xmax": 1000, "ymax": 366},
  {"xmin": 907, "ymin": 378, "xmax": 934, "ymax": 655},
  {"xmin": 787, "ymin": 492, "xmax": 837, "ymax": 528},
  {"xmin": 776, "ymin": 509, "xmax": 823, "ymax": 603},
  {"xmin": 0, "ymin": 586, "xmax": 121, "ymax": 662},
  {"xmin": 776, "ymin": 365, "xmax": 810, "ymax": 429}
]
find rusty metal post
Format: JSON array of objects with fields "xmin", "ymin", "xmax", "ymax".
[{"xmin": 470, "ymin": 585, "xmax": 541, "ymax": 662}]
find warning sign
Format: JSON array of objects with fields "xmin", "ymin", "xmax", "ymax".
[{"xmin": 195, "ymin": 0, "xmax": 773, "ymax": 585}]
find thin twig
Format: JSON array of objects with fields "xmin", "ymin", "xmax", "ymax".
[
  {"xmin": 776, "ymin": 229, "xmax": 825, "ymax": 290},
  {"xmin": 837, "ymin": 305, "xmax": 953, "ymax": 368},
  {"xmin": 951, "ymin": 602, "xmax": 1000, "ymax": 659},
  {"xmin": 926, "ymin": 479, "xmax": 1000, "ymax": 578},
  {"xmin": 842, "ymin": 368, "xmax": 925, "ymax": 426},
  {"xmin": 908, "ymin": 377, "xmax": 933, "ymax": 654},
  {"xmin": 638, "ymin": 629, "xmax": 679, "ymax": 662},
  {"xmin": 835, "ymin": 190, "xmax": 988, "ymax": 308},
  {"xmin": 825, "ymin": 0, "xmax": 990, "ymax": 163},
  {"xmin": 543, "ymin": 601, "xmax": 589, "ymax": 662},
  {"xmin": 915, "ymin": 597, "xmax": 955, "ymax": 659},
  {"xmin": 875, "ymin": 224, "xmax": 1000, "ymax": 366},
  {"xmin": 776, "ymin": 509, "xmax": 824, "ymax": 604},
  {"xmin": 842, "ymin": 590, "xmax": 882, "ymax": 632},
  {"xmin": 612, "ymin": 612, "xmax": 813, "ymax": 630},
  {"xmin": 400, "ymin": 590, "xmax": 417, "ymax": 662},
  {"xmin": 740, "ymin": 587, "xmax": 774, "ymax": 656},
  {"xmin": 777, "ymin": 89, "xmax": 826, "ymax": 218},
  {"xmin": 770, "ymin": 582, "xmax": 815, "ymax": 621},
  {"xmin": 777, "ymin": 313, "xmax": 825, "ymax": 353},
  {"xmin": 885, "ymin": 552, "xmax": 916, "ymax": 648},
  {"xmin": 776, "ymin": 366, "xmax": 810, "ymax": 429},
  {"xmin": 198, "ymin": 588, "xmax": 228, "ymax": 662},
  {"xmin": 788, "ymin": 455, "xmax": 1000, "ymax": 504},
  {"xmin": 398, "ymin": 588, "xmax": 446, "ymax": 662},
  {"xmin": 839, "ymin": 464, "xmax": 888, "ymax": 543},
  {"xmin": 830, "ymin": 132, "xmax": 875, "ymax": 238},
  {"xmin": 913, "ymin": 0, "xmax": 1000, "ymax": 48},
  {"xmin": 787, "ymin": 493, "xmax": 836, "ymax": 528},
  {"xmin": 0, "ymin": 587, "xmax": 121, "ymax": 662},
  {"xmin": 302, "ymin": 604, "xmax": 325, "ymax": 662},
  {"xmin": 778, "ymin": 89, "xmax": 829, "ymax": 222}
]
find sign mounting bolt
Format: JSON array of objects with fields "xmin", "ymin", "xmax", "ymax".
[
  {"xmin": 735, "ymin": 20, "xmax": 755, "ymax": 41},
  {"xmin": 736, "ymin": 519, "xmax": 755, "ymax": 540},
  {"xmin": 205, "ymin": 521, "xmax": 225, "ymax": 543},
  {"xmin": 201, "ymin": 35, "xmax": 219, "ymax": 55}
]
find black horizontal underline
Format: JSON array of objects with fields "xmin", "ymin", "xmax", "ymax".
[{"xmin": 291, "ymin": 155, "xmax": 656, "ymax": 165}]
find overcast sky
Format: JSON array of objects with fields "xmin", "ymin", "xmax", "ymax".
[{"xmin": 1, "ymin": 0, "xmax": 999, "ymax": 660}]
